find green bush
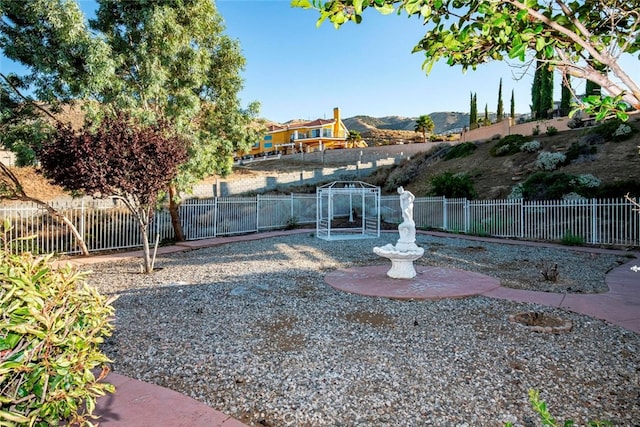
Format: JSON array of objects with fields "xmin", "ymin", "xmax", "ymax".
[
  {"xmin": 444, "ymin": 142, "xmax": 477, "ymax": 160},
  {"xmin": 520, "ymin": 172, "xmax": 579, "ymax": 200},
  {"xmin": 0, "ymin": 251, "xmax": 115, "ymax": 426},
  {"xmin": 561, "ymin": 230, "xmax": 585, "ymax": 246},
  {"xmin": 429, "ymin": 172, "xmax": 478, "ymax": 198},
  {"xmin": 490, "ymin": 134, "xmax": 531, "ymax": 157},
  {"xmin": 587, "ymin": 118, "xmax": 638, "ymax": 142},
  {"xmin": 546, "ymin": 126, "xmax": 558, "ymax": 136},
  {"xmin": 565, "ymin": 141, "xmax": 598, "ymax": 162}
]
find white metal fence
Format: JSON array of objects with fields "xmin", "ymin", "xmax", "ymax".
[{"xmin": 0, "ymin": 195, "xmax": 637, "ymax": 255}]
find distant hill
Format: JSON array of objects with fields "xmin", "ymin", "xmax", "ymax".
[{"xmin": 343, "ymin": 112, "xmax": 471, "ymax": 135}]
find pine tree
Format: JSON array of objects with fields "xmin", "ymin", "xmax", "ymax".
[
  {"xmin": 483, "ymin": 103, "xmax": 490, "ymax": 126},
  {"xmin": 496, "ymin": 78, "xmax": 504, "ymax": 122}
]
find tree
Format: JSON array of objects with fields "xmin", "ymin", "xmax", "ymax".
[
  {"xmin": 496, "ymin": 78, "xmax": 504, "ymax": 122},
  {"xmin": 469, "ymin": 92, "xmax": 478, "ymax": 130},
  {"xmin": 510, "ymin": 89, "xmax": 515, "ymax": 122},
  {"xmin": 346, "ymin": 129, "xmax": 364, "ymax": 148},
  {"xmin": 0, "ymin": 162, "xmax": 89, "ymax": 255},
  {"xmin": 294, "ymin": 0, "xmax": 640, "ymax": 120},
  {"xmin": 560, "ymin": 75, "xmax": 572, "ymax": 116},
  {"xmin": 532, "ymin": 60, "xmax": 554, "ymax": 119},
  {"xmin": 483, "ymin": 103, "xmax": 490, "ymax": 126},
  {"xmin": 414, "ymin": 114, "xmax": 435, "ymax": 143},
  {"xmin": 0, "ymin": 0, "xmax": 262, "ymax": 242},
  {"xmin": 38, "ymin": 113, "xmax": 189, "ymax": 273}
]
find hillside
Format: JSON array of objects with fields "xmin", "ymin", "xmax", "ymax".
[
  {"xmin": 240, "ymin": 116, "xmax": 640, "ymax": 200},
  {"xmin": 343, "ymin": 112, "xmax": 471, "ymax": 135}
]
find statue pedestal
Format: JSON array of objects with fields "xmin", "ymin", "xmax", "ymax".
[{"xmin": 373, "ymin": 244, "xmax": 425, "ymax": 279}]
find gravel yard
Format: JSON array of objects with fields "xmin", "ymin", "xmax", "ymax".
[{"xmin": 87, "ymin": 233, "xmax": 640, "ymax": 426}]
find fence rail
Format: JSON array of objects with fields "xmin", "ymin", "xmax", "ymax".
[{"xmin": 1, "ymin": 195, "xmax": 637, "ymax": 255}]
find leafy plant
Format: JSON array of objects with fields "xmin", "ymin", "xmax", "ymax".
[
  {"xmin": 520, "ymin": 140, "xmax": 541, "ymax": 153},
  {"xmin": 586, "ymin": 118, "xmax": 638, "ymax": 142},
  {"xmin": 546, "ymin": 126, "xmax": 558, "ymax": 136},
  {"xmin": 429, "ymin": 172, "xmax": 477, "ymax": 199},
  {"xmin": 522, "ymin": 389, "xmax": 611, "ymax": 427},
  {"xmin": 490, "ymin": 134, "xmax": 531, "ymax": 157},
  {"xmin": 535, "ymin": 151, "xmax": 567, "ymax": 171},
  {"xmin": 444, "ymin": 142, "xmax": 477, "ymax": 160},
  {"xmin": 0, "ymin": 250, "xmax": 115, "ymax": 426},
  {"xmin": 560, "ymin": 230, "xmax": 585, "ymax": 246}
]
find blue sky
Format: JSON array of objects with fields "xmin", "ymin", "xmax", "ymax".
[{"xmin": 1, "ymin": 0, "xmax": 635, "ymax": 123}]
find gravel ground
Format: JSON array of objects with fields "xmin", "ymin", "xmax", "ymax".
[{"xmin": 86, "ymin": 233, "xmax": 640, "ymax": 427}]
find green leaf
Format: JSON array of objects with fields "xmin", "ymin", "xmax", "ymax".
[
  {"xmin": 290, "ymin": 0, "xmax": 313, "ymax": 8},
  {"xmin": 374, "ymin": 3, "xmax": 395, "ymax": 15},
  {"xmin": 508, "ymin": 42, "xmax": 526, "ymax": 61},
  {"xmin": 353, "ymin": 0, "xmax": 365, "ymax": 14}
]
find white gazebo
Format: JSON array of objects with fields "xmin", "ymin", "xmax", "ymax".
[{"xmin": 316, "ymin": 181, "xmax": 380, "ymax": 241}]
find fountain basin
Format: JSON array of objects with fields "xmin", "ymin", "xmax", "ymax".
[{"xmin": 373, "ymin": 244, "xmax": 425, "ymax": 279}]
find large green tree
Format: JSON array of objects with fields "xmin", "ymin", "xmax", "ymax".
[
  {"xmin": 294, "ymin": 0, "xmax": 640, "ymax": 119},
  {"xmin": 560, "ymin": 75, "xmax": 572, "ymax": 116},
  {"xmin": 531, "ymin": 59, "xmax": 554, "ymax": 119},
  {"xmin": 414, "ymin": 114, "xmax": 435, "ymax": 143},
  {"xmin": 469, "ymin": 92, "xmax": 478, "ymax": 130},
  {"xmin": 0, "ymin": 0, "xmax": 262, "ymax": 241}
]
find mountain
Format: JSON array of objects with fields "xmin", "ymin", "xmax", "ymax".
[{"xmin": 343, "ymin": 112, "xmax": 471, "ymax": 135}]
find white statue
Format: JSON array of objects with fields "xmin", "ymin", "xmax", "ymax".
[{"xmin": 373, "ymin": 187, "xmax": 424, "ymax": 279}]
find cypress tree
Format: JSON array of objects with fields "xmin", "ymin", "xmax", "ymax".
[
  {"xmin": 469, "ymin": 92, "xmax": 478, "ymax": 130},
  {"xmin": 484, "ymin": 103, "xmax": 490, "ymax": 126},
  {"xmin": 560, "ymin": 75, "xmax": 571, "ymax": 116},
  {"xmin": 510, "ymin": 89, "xmax": 515, "ymax": 123},
  {"xmin": 496, "ymin": 78, "xmax": 504, "ymax": 122},
  {"xmin": 532, "ymin": 60, "xmax": 554, "ymax": 119}
]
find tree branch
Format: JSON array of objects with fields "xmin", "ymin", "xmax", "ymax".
[{"xmin": 0, "ymin": 73, "xmax": 61, "ymax": 124}]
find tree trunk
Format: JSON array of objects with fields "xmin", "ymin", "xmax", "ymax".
[
  {"xmin": 140, "ymin": 223, "xmax": 152, "ymax": 273},
  {"xmin": 27, "ymin": 197, "xmax": 90, "ymax": 256},
  {"xmin": 168, "ymin": 184, "xmax": 185, "ymax": 242}
]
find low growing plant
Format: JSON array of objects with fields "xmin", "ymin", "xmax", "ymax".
[
  {"xmin": 490, "ymin": 134, "xmax": 531, "ymax": 157},
  {"xmin": 546, "ymin": 126, "xmax": 558, "ymax": 136},
  {"xmin": 560, "ymin": 230, "xmax": 585, "ymax": 246},
  {"xmin": 444, "ymin": 142, "xmax": 477, "ymax": 160},
  {"xmin": 0, "ymin": 250, "xmax": 115, "ymax": 426},
  {"xmin": 504, "ymin": 389, "xmax": 612, "ymax": 427},
  {"xmin": 535, "ymin": 151, "xmax": 567, "ymax": 171},
  {"xmin": 429, "ymin": 172, "xmax": 478, "ymax": 199}
]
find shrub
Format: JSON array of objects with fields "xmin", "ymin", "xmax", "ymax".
[
  {"xmin": 444, "ymin": 142, "xmax": 477, "ymax": 160},
  {"xmin": 574, "ymin": 173, "xmax": 601, "ymax": 188},
  {"xmin": 561, "ymin": 230, "xmax": 585, "ymax": 246},
  {"xmin": 567, "ymin": 116, "xmax": 584, "ymax": 129},
  {"xmin": 520, "ymin": 172, "xmax": 577, "ymax": 200},
  {"xmin": 429, "ymin": 172, "xmax": 478, "ymax": 198},
  {"xmin": 507, "ymin": 183, "xmax": 524, "ymax": 199},
  {"xmin": 535, "ymin": 151, "xmax": 567, "ymax": 171},
  {"xmin": 532, "ymin": 125, "xmax": 540, "ymax": 135},
  {"xmin": 565, "ymin": 141, "xmax": 598, "ymax": 163},
  {"xmin": 546, "ymin": 126, "xmax": 558, "ymax": 136},
  {"xmin": 587, "ymin": 118, "xmax": 638, "ymax": 142},
  {"xmin": 520, "ymin": 140, "xmax": 541, "ymax": 153},
  {"xmin": 0, "ymin": 251, "xmax": 115, "ymax": 426},
  {"xmin": 490, "ymin": 134, "xmax": 531, "ymax": 157}
]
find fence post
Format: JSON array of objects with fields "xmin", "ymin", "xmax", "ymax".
[
  {"xmin": 256, "ymin": 194, "xmax": 261, "ymax": 232},
  {"xmin": 520, "ymin": 199, "xmax": 524, "ymax": 239},
  {"xmin": 291, "ymin": 193, "xmax": 295, "ymax": 221},
  {"xmin": 213, "ymin": 197, "xmax": 218, "ymax": 237},
  {"xmin": 442, "ymin": 196, "xmax": 448, "ymax": 231},
  {"xmin": 591, "ymin": 198, "xmax": 598, "ymax": 245},
  {"xmin": 464, "ymin": 198, "xmax": 469, "ymax": 233},
  {"xmin": 80, "ymin": 199, "xmax": 85, "ymax": 249}
]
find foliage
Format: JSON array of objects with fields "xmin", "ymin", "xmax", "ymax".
[
  {"xmin": 496, "ymin": 79, "xmax": 504, "ymax": 122},
  {"xmin": 560, "ymin": 230, "xmax": 585, "ymax": 246},
  {"xmin": 532, "ymin": 60, "xmax": 554, "ymax": 120},
  {"xmin": 414, "ymin": 114, "xmax": 434, "ymax": 143},
  {"xmin": 293, "ymin": 0, "xmax": 640, "ymax": 118},
  {"xmin": 565, "ymin": 140, "xmax": 598, "ymax": 163},
  {"xmin": 566, "ymin": 116, "xmax": 585, "ymax": 129},
  {"xmin": 535, "ymin": 151, "xmax": 567, "ymax": 171},
  {"xmin": 539, "ymin": 260, "xmax": 560, "ymax": 281},
  {"xmin": 429, "ymin": 171, "xmax": 477, "ymax": 198},
  {"xmin": 0, "ymin": 80, "xmax": 55, "ymax": 166},
  {"xmin": 560, "ymin": 75, "xmax": 572, "ymax": 117},
  {"xmin": 587, "ymin": 118, "xmax": 639, "ymax": 142},
  {"xmin": 469, "ymin": 92, "xmax": 478, "ymax": 130},
  {"xmin": 0, "ymin": 0, "xmax": 263, "ymax": 241},
  {"xmin": 490, "ymin": 134, "xmax": 531, "ymax": 157},
  {"xmin": 519, "ymin": 171, "xmax": 600, "ymax": 200},
  {"xmin": 38, "ymin": 113, "xmax": 189, "ymax": 272},
  {"xmin": 546, "ymin": 126, "xmax": 558, "ymax": 136},
  {"xmin": 520, "ymin": 140, "xmax": 541, "ymax": 153},
  {"xmin": 444, "ymin": 142, "xmax": 476, "ymax": 160},
  {"xmin": 510, "ymin": 89, "xmax": 515, "ymax": 121},
  {"xmin": 0, "ymin": 248, "xmax": 115, "ymax": 426}
]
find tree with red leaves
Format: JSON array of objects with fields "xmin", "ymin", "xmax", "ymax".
[{"xmin": 39, "ymin": 113, "xmax": 189, "ymax": 273}]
